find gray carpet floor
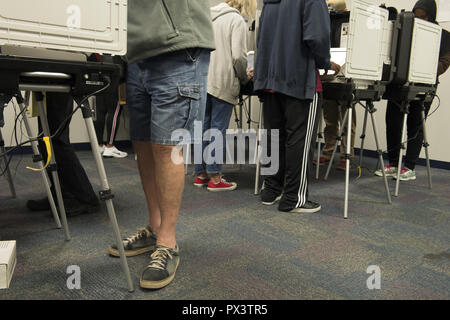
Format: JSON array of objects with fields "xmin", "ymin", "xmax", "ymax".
[{"xmin": 0, "ymin": 150, "xmax": 449, "ymax": 300}]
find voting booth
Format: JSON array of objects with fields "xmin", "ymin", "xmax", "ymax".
[
  {"xmin": 384, "ymin": 11, "xmax": 442, "ymax": 196},
  {"xmin": 319, "ymin": 1, "xmax": 443, "ymax": 217},
  {"xmin": 320, "ymin": 0, "xmax": 391, "ymax": 219},
  {"xmin": 0, "ymin": 0, "xmax": 133, "ymax": 291}
]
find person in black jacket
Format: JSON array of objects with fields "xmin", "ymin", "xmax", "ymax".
[
  {"xmin": 26, "ymin": 93, "xmax": 100, "ymax": 216},
  {"xmin": 375, "ymin": 0, "xmax": 450, "ymax": 181},
  {"xmin": 254, "ymin": 0, "xmax": 334, "ymax": 213}
]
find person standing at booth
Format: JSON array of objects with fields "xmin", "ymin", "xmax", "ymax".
[
  {"xmin": 254, "ymin": 0, "xmax": 332, "ymax": 213},
  {"xmin": 193, "ymin": 0, "xmax": 256, "ymax": 192},
  {"xmin": 315, "ymin": 0, "xmax": 357, "ymax": 171},
  {"xmin": 26, "ymin": 93, "xmax": 100, "ymax": 216},
  {"xmin": 375, "ymin": 0, "xmax": 450, "ymax": 181}
]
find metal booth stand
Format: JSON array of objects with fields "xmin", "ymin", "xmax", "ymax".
[
  {"xmin": 0, "ymin": 54, "xmax": 134, "ymax": 292},
  {"xmin": 321, "ymin": 80, "xmax": 393, "ymax": 218},
  {"xmin": 383, "ymin": 84, "xmax": 436, "ymax": 197}
]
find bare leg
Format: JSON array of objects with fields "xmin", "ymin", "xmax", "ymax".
[
  {"xmin": 151, "ymin": 144, "xmax": 184, "ymax": 250},
  {"xmin": 134, "ymin": 141, "xmax": 184, "ymax": 250},
  {"xmin": 134, "ymin": 141, "xmax": 161, "ymax": 234}
]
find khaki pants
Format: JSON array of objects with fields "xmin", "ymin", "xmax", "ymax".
[{"xmin": 322, "ymin": 100, "xmax": 356, "ymax": 161}]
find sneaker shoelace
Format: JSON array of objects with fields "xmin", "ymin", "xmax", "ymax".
[
  {"xmin": 124, "ymin": 228, "xmax": 150, "ymax": 245},
  {"xmin": 213, "ymin": 177, "xmax": 229, "ymax": 185},
  {"xmin": 147, "ymin": 247, "xmax": 173, "ymax": 271}
]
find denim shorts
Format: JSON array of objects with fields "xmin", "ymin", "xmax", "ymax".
[{"xmin": 126, "ymin": 48, "xmax": 210, "ymax": 145}]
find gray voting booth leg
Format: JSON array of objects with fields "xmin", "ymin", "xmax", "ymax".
[
  {"xmin": 357, "ymin": 101, "xmax": 392, "ymax": 206},
  {"xmin": 315, "ymin": 107, "xmax": 323, "ymax": 180},
  {"xmin": 358, "ymin": 104, "xmax": 369, "ymax": 169},
  {"xmin": 324, "ymin": 102, "xmax": 348, "ymax": 181},
  {"xmin": 324, "ymin": 100, "xmax": 391, "ymax": 218},
  {"xmin": 36, "ymin": 93, "xmax": 71, "ymax": 240},
  {"xmin": 80, "ymin": 102, "xmax": 134, "ymax": 292},
  {"xmin": 16, "ymin": 96, "xmax": 62, "ymax": 229},
  {"xmin": 0, "ymin": 128, "xmax": 16, "ymax": 198},
  {"xmin": 394, "ymin": 102, "xmax": 408, "ymax": 197},
  {"xmin": 366, "ymin": 101, "xmax": 392, "ymax": 206},
  {"xmin": 254, "ymin": 102, "xmax": 263, "ymax": 195},
  {"xmin": 343, "ymin": 105, "xmax": 353, "ymax": 219},
  {"xmin": 394, "ymin": 101, "xmax": 432, "ymax": 197},
  {"xmin": 421, "ymin": 106, "xmax": 432, "ymax": 189}
]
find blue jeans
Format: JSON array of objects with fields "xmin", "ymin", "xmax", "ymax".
[
  {"xmin": 195, "ymin": 94, "xmax": 234, "ymax": 175},
  {"xmin": 126, "ymin": 48, "xmax": 210, "ymax": 145}
]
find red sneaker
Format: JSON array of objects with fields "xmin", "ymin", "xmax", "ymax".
[
  {"xmin": 337, "ymin": 160, "xmax": 353, "ymax": 171},
  {"xmin": 207, "ymin": 178, "xmax": 237, "ymax": 192},
  {"xmin": 193, "ymin": 176, "xmax": 210, "ymax": 187},
  {"xmin": 313, "ymin": 156, "xmax": 330, "ymax": 166}
]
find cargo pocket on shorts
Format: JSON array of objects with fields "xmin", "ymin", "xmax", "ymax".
[{"xmin": 177, "ymin": 84, "xmax": 201, "ymax": 130}]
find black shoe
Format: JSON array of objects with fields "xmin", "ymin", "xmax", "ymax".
[
  {"xmin": 63, "ymin": 198, "xmax": 100, "ymax": 217},
  {"xmin": 109, "ymin": 225, "xmax": 157, "ymax": 257},
  {"xmin": 286, "ymin": 200, "xmax": 321, "ymax": 214},
  {"xmin": 27, "ymin": 197, "xmax": 99, "ymax": 217},
  {"xmin": 261, "ymin": 188, "xmax": 282, "ymax": 206},
  {"xmin": 140, "ymin": 245, "xmax": 180, "ymax": 290},
  {"xmin": 26, "ymin": 197, "xmax": 51, "ymax": 211}
]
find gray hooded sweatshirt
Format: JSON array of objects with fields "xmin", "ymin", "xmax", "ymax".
[{"xmin": 208, "ymin": 3, "xmax": 249, "ymax": 105}]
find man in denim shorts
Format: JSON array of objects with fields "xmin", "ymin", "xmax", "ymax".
[{"xmin": 108, "ymin": 0, "xmax": 215, "ymax": 289}]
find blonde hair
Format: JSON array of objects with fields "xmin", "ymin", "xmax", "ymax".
[{"xmin": 225, "ymin": 0, "xmax": 257, "ymax": 19}]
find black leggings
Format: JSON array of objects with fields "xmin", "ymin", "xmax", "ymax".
[
  {"xmin": 386, "ymin": 99, "xmax": 431, "ymax": 170},
  {"xmin": 94, "ymin": 91, "xmax": 121, "ymax": 145},
  {"xmin": 39, "ymin": 92, "xmax": 98, "ymax": 204}
]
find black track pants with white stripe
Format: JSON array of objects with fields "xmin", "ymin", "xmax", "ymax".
[{"xmin": 262, "ymin": 92, "xmax": 320, "ymax": 211}]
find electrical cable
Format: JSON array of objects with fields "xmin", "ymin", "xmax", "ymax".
[{"xmin": 0, "ymin": 76, "xmax": 111, "ymax": 160}]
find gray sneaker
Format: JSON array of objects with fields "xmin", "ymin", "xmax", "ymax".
[
  {"xmin": 374, "ymin": 164, "xmax": 397, "ymax": 177},
  {"xmin": 108, "ymin": 226, "xmax": 157, "ymax": 257},
  {"xmin": 288, "ymin": 200, "xmax": 321, "ymax": 214},
  {"xmin": 393, "ymin": 168, "xmax": 416, "ymax": 181},
  {"xmin": 140, "ymin": 245, "xmax": 180, "ymax": 290}
]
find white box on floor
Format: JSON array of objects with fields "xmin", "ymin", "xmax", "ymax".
[{"xmin": 0, "ymin": 241, "xmax": 17, "ymax": 289}]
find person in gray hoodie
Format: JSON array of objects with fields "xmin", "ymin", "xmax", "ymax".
[
  {"xmin": 108, "ymin": 0, "xmax": 215, "ymax": 290},
  {"xmin": 194, "ymin": 0, "xmax": 256, "ymax": 192}
]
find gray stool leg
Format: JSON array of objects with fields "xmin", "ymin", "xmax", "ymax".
[
  {"xmin": 324, "ymin": 105, "xmax": 349, "ymax": 181},
  {"xmin": 359, "ymin": 103, "xmax": 369, "ymax": 169},
  {"xmin": 80, "ymin": 102, "xmax": 134, "ymax": 292},
  {"xmin": 315, "ymin": 107, "xmax": 323, "ymax": 180},
  {"xmin": 421, "ymin": 103, "xmax": 432, "ymax": 189},
  {"xmin": 367, "ymin": 101, "xmax": 392, "ymax": 205},
  {"xmin": 36, "ymin": 93, "xmax": 70, "ymax": 240},
  {"xmin": 254, "ymin": 103, "xmax": 263, "ymax": 195},
  {"xmin": 343, "ymin": 103, "xmax": 354, "ymax": 219},
  {"xmin": 239, "ymin": 101, "xmax": 243, "ymax": 171},
  {"xmin": 0, "ymin": 129, "xmax": 16, "ymax": 198},
  {"xmin": 16, "ymin": 96, "xmax": 61, "ymax": 228},
  {"xmin": 394, "ymin": 102, "xmax": 409, "ymax": 197}
]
